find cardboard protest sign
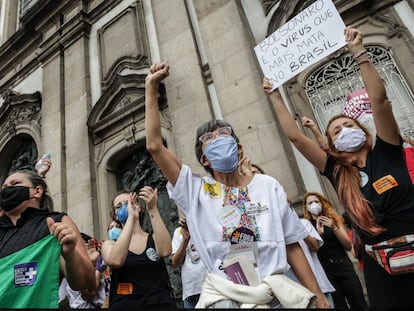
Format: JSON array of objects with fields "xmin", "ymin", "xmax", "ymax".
[
  {"xmin": 343, "ymin": 88, "xmax": 372, "ymax": 122},
  {"xmin": 254, "ymin": 0, "xmax": 347, "ymax": 90}
]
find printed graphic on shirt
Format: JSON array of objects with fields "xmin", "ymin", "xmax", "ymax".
[
  {"xmin": 146, "ymin": 248, "xmax": 160, "ymax": 261},
  {"xmin": 221, "ymin": 186, "xmax": 261, "ymax": 241},
  {"xmin": 245, "ymin": 202, "xmax": 269, "ymax": 216},
  {"xmin": 230, "ymin": 227, "xmax": 257, "ymax": 244},
  {"xmin": 204, "ymin": 181, "xmax": 222, "ymax": 199},
  {"xmin": 360, "ymin": 171, "xmax": 369, "ymax": 187},
  {"xmin": 189, "ymin": 243, "xmax": 201, "ymax": 264},
  {"xmin": 372, "ymin": 174, "xmax": 398, "ymax": 194},
  {"xmin": 14, "ymin": 262, "xmax": 37, "ymax": 287},
  {"xmin": 217, "ymin": 205, "xmax": 241, "ymax": 228}
]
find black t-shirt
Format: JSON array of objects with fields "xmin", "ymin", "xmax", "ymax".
[
  {"xmin": 109, "ymin": 233, "xmax": 175, "ymax": 309},
  {"xmin": 0, "ymin": 207, "xmax": 65, "ymax": 258},
  {"xmin": 323, "ymin": 136, "xmax": 414, "ymax": 244}
]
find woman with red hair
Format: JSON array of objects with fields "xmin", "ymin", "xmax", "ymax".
[
  {"xmin": 264, "ymin": 26, "xmax": 414, "ymax": 308},
  {"xmin": 302, "ymin": 192, "xmax": 366, "ymax": 310}
]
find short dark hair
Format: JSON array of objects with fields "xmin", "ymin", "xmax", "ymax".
[
  {"xmin": 7, "ymin": 169, "xmax": 54, "ymax": 211},
  {"xmin": 194, "ymin": 120, "xmax": 239, "ymax": 175}
]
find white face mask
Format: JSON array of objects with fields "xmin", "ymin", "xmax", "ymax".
[
  {"xmin": 307, "ymin": 202, "xmax": 322, "ymax": 216},
  {"xmin": 333, "ymin": 127, "xmax": 367, "ymax": 152}
]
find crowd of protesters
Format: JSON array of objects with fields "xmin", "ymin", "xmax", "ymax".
[{"xmin": 1, "ymin": 26, "xmax": 414, "ymax": 310}]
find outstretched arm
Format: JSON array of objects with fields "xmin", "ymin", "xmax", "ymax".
[
  {"xmin": 145, "ymin": 61, "xmax": 182, "ymax": 186},
  {"xmin": 345, "ymin": 27, "xmax": 399, "ymax": 145},
  {"xmin": 263, "ymin": 83, "xmax": 328, "ymax": 172}
]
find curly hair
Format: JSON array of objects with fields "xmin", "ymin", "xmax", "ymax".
[{"xmin": 302, "ymin": 191, "xmax": 344, "ymax": 228}]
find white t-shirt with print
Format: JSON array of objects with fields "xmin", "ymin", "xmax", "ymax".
[
  {"xmin": 298, "ymin": 218, "xmax": 335, "ymax": 293},
  {"xmin": 167, "ymin": 164, "xmax": 308, "ymax": 280},
  {"xmin": 172, "ymin": 227, "xmax": 207, "ymax": 300}
]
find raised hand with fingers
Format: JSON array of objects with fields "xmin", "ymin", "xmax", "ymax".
[
  {"xmin": 138, "ymin": 186, "xmax": 158, "ymax": 212},
  {"xmin": 301, "ymin": 116, "xmax": 316, "ymax": 129},
  {"xmin": 127, "ymin": 191, "xmax": 140, "ymax": 221}
]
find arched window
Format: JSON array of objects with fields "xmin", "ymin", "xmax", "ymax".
[
  {"xmin": 1, "ymin": 134, "xmax": 37, "ymax": 181},
  {"xmin": 305, "ymin": 46, "xmax": 414, "ymax": 138}
]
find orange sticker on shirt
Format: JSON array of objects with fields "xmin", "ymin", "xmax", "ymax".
[
  {"xmin": 372, "ymin": 175, "xmax": 398, "ymax": 194},
  {"xmin": 117, "ymin": 283, "xmax": 133, "ymax": 295}
]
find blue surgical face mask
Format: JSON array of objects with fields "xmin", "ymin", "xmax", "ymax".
[
  {"xmin": 108, "ymin": 227, "xmax": 122, "ymax": 240},
  {"xmin": 116, "ymin": 203, "xmax": 129, "ymax": 224},
  {"xmin": 203, "ymin": 136, "xmax": 239, "ymax": 173}
]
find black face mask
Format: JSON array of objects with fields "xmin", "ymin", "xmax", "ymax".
[{"xmin": 0, "ymin": 186, "xmax": 31, "ymax": 212}]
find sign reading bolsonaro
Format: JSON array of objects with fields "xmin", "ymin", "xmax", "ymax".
[{"xmin": 255, "ymin": 0, "xmax": 347, "ymax": 90}]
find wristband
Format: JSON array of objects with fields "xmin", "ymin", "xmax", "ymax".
[
  {"xmin": 353, "ymin": 49, "xmax": 367, "ymax": 59},
  {"xmin": 357, "ymin": 59, "xmax": 370, "ymax": 66}
]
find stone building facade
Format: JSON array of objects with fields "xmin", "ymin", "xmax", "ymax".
[{"xmin": 0, "ymin": 0, "xmax": 413, "ymax": 245}]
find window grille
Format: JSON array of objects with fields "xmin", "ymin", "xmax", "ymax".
[{"xmin": 305, "ymin": 46, "xmax": 414, "ymax": 139}]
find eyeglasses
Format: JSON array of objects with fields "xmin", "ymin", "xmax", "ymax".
[
  {"xmin": 198, "ymin": 127, "xmax": 232, "ymax": 145},
  {"xmin": 113, "ymin": 200, "xmax": 129, "ymax": 210}
]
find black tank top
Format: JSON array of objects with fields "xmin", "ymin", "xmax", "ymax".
[{"xmin": 109, "ymin": 233, "xmax": 175, "ymax": 309}]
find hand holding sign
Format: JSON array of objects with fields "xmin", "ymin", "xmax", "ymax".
[{"xmin": 344, "ymin": 27, "xmax": 364, "ymax": 56}]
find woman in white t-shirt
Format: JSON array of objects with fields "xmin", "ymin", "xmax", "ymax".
[
  {"xmin": 144, "ymin": 61, "xmax": 329, "ymax": 308},
  {"xmin": 284, "ymin": 216, "xmax": 336, "ymax": 308},
  {"xmin": 171, "ymin": 217, "xmax": 207, "ymax": 308}
]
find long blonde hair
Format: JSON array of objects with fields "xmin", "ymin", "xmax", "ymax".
[{"xmin": 326, "ymin": 115, "xmax": 385, "ymax": 236}]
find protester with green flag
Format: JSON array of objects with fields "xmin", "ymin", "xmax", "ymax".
[{"xmin": 0, "ymin": 170, "xmax": 95, "ymax": 308}]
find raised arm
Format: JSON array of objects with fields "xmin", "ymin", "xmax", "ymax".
[
  {"xmin": 139, "ymin": 186, "xmax": 172, "ymax": 257},
  {"xmin": 302, "ymin": 116, "xmax": 328, "ymax": 150},
  {"xmin": 345, "ymin": 27, "xmax": 399, "ymax": 145},
  {"xmin": 101, "ymin": 192, "xmax": 138, "ymax": 269},
  {"xmin": 263, "ymin": 82, "xmax": 328, "ymax": 172},
  {"xmin": 145, "ymin": 61, "xmax": 182, "ymax": 186}
]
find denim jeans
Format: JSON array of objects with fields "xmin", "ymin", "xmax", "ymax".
[{"xmin": 183, "ymin": 294, "xmax": 200, "ymax": 309}]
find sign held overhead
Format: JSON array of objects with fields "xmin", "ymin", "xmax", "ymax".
[{"xmin": 254, "ymin": 0, "xmax": 347, "ymax": 90}]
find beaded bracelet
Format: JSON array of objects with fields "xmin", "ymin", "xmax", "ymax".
[{"xmin": 353, "ymin": 49, "xmax": 367, "ymax": 59}]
